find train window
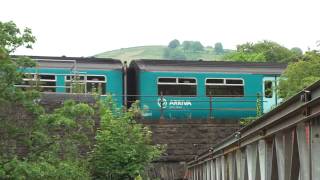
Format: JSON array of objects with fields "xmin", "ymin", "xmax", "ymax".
[
  {"xmin": 158, "ymin": 78, "xmax": 176, "ymax": 83},
  {"xmin": 65, "ymin": 75, "xmax": 106, "ymax": 95},
  {"xmin": 39, "ymin": 74, "xmax": 56, "ymax": 80},
  {"xmin": 87, "ymin": 76, "xmax": 105, "ymax": 81},
  {"xmin": 206, "ymin": 78, "xmax": 244, "ymax": 97},
  {"xmin": 226, "ymin": 79, "xmax": 243, "ymax": 84},
  {"xmin": 206, "ymin": 79, "xmax": 224, "ymax": 84},
  {"xmin": 264, "ymin": 81, "xmax": 273, "ymax": 98},
  {"xmin": 87, "ymin": 76, "xmax": 106, "ymax": 94},
  {"xmin": 17, "ymin": 73, "xmax": 56, "ymax": 92},
  {"xmin": 158, "ymin": 77, "xmax": 197, "ymax": 96},
  {"xmin": 66, "ymin": 75, "xmax": 85, "ymax": 81},
  {"xmin": 178, "ymin": 78, "xmax": 196, "ymax": 84}
]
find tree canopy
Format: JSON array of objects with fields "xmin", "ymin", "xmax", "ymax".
[
  {"xmin": 214, "ymin": 42, "xmax": 224, "ymax": 54},
  {"xmin": 224, "ymin": 40, "xmax": 302, "ymax": 63},
  {"xmin": 168, "ymin": 39, "xmax": 180, "ymax": 49},
  {"xmin": 182, "ymin": 41, "xmax": 204, "ymax": 51},
  {"xmin": 279, "ymin": 51, "xmax": 320, "ymax": 99}
]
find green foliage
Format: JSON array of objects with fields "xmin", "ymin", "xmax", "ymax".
[
  {"xmin": 182, "ymin": 41, "xmax": 204, "ymax": 51},
  {"xmin": 1, "ymin": 158, "xmax": 90, "ymax": 180},
  {"xmin": 0, "ymin": 21, "xmax": 36, "ymax": 53},
  {"xmin": 168, "ymin": 39, "xmax": 180, "ymax": 49},
  {"xmin": 224, "ymin": 40, "xmax": 302, "ymax": 62},
  {"xmin": 240, "ymin": 117, "xmax": 257, "ymax": 126},
  {"xmin": 256, "ymin": 93, "xmax": 263, "ymax": 117},
  {"xmin": 1, "ymin": 20, "xmax": 164, "ymax": 179},
  {"xmin": 279, "ymin": 51, "xmax": 320, "ymax": 99},
  {"xmin": 240, "ymin": 93, "xmax": 263, "ymax": 126},
  {"xmin": 90, "ymin": 100, "xmax": 165, "ymax": 179},
  {"xmin": 214, "ymin": 42, "xmax": 224, "ymax": 54},
  {"xmin": 291, "ymin": 47, "xmax": 303, "ymax": 56},
  {"xmin": 0, "ymin": 21, "xmax": 93, "ymax": 179},
  {"xmin": 224, "ymin": 51, "xmax": 266, "ymax": 62}
]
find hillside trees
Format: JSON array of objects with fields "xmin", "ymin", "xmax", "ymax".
[
  {"xmin": 224, "ymin": 40, "xmax": 302, "ymax": 62},
  {"xmin": 214, "ymin": 42, "xmax": 224, "ymax": 54},
  {"xmin": 168, "ymin": 39, "xmax": 180, "ymax": 49},
  {"xmin": 164, "ymin": 39, "xmax": 207, "ymax": 60},
  {"xmin": 182, "ymin": 41, "xmax": 204, "ymax": 51}
]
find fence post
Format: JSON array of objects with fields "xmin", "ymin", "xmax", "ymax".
[
  {"xmin": 209, "ymin": 92, "xmax": 213, "ymax": 120},
  {"xmin": 160, "ymin": 92, "xmax": 164, "ymax": 120}
]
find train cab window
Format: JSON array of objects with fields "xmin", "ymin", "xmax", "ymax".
[
  {"xmin": 17, "ymin": 73, "xmax": 56, "ymax": 92},
  {"xmin": 264, "ymin": 81, "xmax": 273, "ymax": 98},
  {"xmin": 206, "ymin": 78, "xmax": 244, "ymax": 97},
  {"xmin": 65, "ymin": 75, "xmax": 106, "ymax": 95},
  {"xmin": 158, "ymin": 77, "xmax": 197, "ymax": 96}
]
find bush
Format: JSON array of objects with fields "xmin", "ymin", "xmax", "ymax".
[{"xmin": 90, "ymin": 101, "xmax": 164, "ymax": 179}]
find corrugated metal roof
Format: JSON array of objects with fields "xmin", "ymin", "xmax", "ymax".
[
  {"xmin": 13, "ymin": 55, "xmax": 123, "ymax": 70},
  {"xmin": 130, "ymin": 59, "xmax": 287, "ymax": 74}
]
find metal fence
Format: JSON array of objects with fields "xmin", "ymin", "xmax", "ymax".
[{"xmin": 186, "ymin": 80, "xmax": 320, "ymax": 180}]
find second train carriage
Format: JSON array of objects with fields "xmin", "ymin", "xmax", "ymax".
[
  {"xmin": 128, "ymin": 59, "xmax": 287, "ymax": 120},
  {"xmin": 16, "ymin": 56, "xmax": 124, "ymax": 106}
]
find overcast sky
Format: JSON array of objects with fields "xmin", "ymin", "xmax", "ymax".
[{"xmin": 1, "ymin": 0, "xmax": 319, "ymax": 57}]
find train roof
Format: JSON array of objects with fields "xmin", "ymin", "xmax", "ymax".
[
  {"xmin": 130, "ymin": 59, "xmax": 287, "ymax": 75},
  {"xmin": 13, "ymin": 55, "xmax": 123, "ymax": 70}
]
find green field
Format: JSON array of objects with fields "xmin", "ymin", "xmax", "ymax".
[{"xmin": 95, "ymin": 45, "xmax": 231, "ymax": 61}]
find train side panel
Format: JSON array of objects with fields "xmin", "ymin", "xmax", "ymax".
[{"xmin": 137, "ymin": 71, "xmax": 264, "ymax": 120}]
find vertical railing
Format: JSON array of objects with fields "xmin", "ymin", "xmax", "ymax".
[
  {"xmin": 186, "ymin": 83, "xmax": 320, "ymax": 180},
  {"xmin": 209, "ymin": 92, "xmax": 213, "ymax": 120},
  {"xmin": 160, "ymin": 92, "xmax": 164, "ymax": 120}
]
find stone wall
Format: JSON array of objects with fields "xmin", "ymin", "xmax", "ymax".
[{"xmin": 142, "ymin": 120, "xmax": 240, "ymax": 179}]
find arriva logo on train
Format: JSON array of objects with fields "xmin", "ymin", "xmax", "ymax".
[{"xmin": 157, "ymin": 98, "xmax": 192, "ymax": 108}]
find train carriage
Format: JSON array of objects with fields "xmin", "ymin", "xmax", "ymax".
[
  {"xmin": 16, "ymin": 56, "xmax": 124, "ymax": 106},
  {"xmin": 128, "ymin": 60, "xmax": 287, "ymax": 120}
]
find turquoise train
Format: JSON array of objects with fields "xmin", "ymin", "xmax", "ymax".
[
  {"xmin": 17, "ymin": 56, "xmax": 287, "ymax": 120},
  {"xmin": 128, "ymin": 60, "xmax": 286, "ymax": 120}
]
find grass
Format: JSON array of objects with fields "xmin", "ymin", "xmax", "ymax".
[
  {"xmin": 95, "ymin": 46, "xmax": 166, "ymax": 62},
  {"xmin": 95, "ymin": 45, "xmax": 233, "ymax": 62}
]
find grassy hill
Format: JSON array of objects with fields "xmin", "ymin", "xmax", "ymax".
[{"xmin": 95, "ymin": 45, "xmax": 231, "ymax": 61}]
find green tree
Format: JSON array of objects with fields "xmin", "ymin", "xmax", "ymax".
[
  {"xmin": 279, "ymin": 51, "xmax": 320, "ymax": 99},
  {"xmin": 214, "ymin": 42, "xmax": 224, "ymax": 54},
  {"xmin": 182, "ymin": 41, "xmax": 191, "ymax": 51},
  {"xmin": 0, "ymin": 21, "xmax": 92, "ymax": 179},
  {"xmin": 182, "ymin": 41, "xmax": 204, "ymax": 52},
  {"xmin": 224, "ymin": 40, "xmax": 301, "ymax": 62},
  {"xmin": 0, "ymin": 21, "xmax": 36, "ymax": 53},
  {"xmin": 290, "ymin": 47, "xmax": 303, "ymax": 56},
  {"xmin": 168, "ymin": 39, "xmax": 180, "ymax": 49},
  {"xmin": 90, "ymin": 101, "xmax": 164, "ymax": 179},
  {"xmin": 191, "ymin": 41, "xmax": 204, "ymax": 51}
]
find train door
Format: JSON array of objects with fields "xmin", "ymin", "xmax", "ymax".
[{"xmin": 262, "ymin": 77, "xmax": 278, "ymax": 113}]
